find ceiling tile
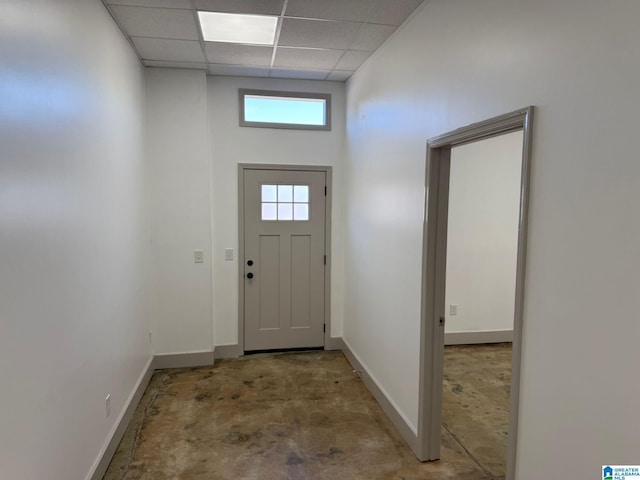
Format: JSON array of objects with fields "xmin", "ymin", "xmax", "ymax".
[
  {"xmin": 107, "ymin": 0, "xmax": 424, "ymax": 80},
  {"xmin": 110, "ymin": 5, "xmax": 199, "ymax": 40},
  {"xmin": 274, "ymin": 47, "xmax": 342, "ymax": 70},
  {"xmin": 132, "ymin": 37, "xmax": 205, "ymax": 62},
  {"xmin": 205, "ymin": 43, "xmax": 273, "ymax": 66},
  {"xmin": 335, "ymin": 50, "xmax": 371, "ymax": 70},
  {"xmin": 144, "ymin": 60, "xmax": 207, "ymax": 69},
  {"xmin": 208, "ymin": 64, "xmax": 271, "ymax": 77},
  {"xmin": 285, "ymin": 0, "xmax": 375, "ymax": 23},
  {"xmin": 350, "ymin": 23, "xmax": 396, "ymax": 51},
  {"xmin": 269, "ymin": 68, "xmax": 329, "ymax": 80},
  {"xmin": 195, "ymin": 0, "xmax": 284, "ymax": 15},
  {"xmin": 326, "ymin": 70, "xmax": 354, "ymax": 82},
  {"xmin": 106, "ymin": 0, "xmax": 191, "ymax": 8},
  {"xmin": 367, "ymin": 0, "xmax": 424, "ymax": 25},
  {"xmin": 279, "ymin": 18, "xmax": 361, "ymax": 50}
]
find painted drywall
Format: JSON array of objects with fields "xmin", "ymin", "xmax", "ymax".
[
  {"xmin": 445, "ymin": 131, "xmax": 523, "ymax": 336},
  {"xmin": 0, "ymin": 1, "xmax": 150, "ymax": 479},
  {"xmin": 141, "ymin": 72, "xmax": 345, "ymax": 355},
  {"xmin": 208, "ymin": 76, "xmax": 346, "ymax": 347},
  {"xmin": 145, "ymin": 68, "xmax": 213, "ymax": 355},
  {"xmin": 344, "ymin": 0, "xmax": 640, "ymax": 476}
]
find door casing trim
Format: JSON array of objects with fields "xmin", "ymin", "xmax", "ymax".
[
  {"xmin": 237, "ymin": 164, "xmax": 333, "ymax": 353},
  {"xmin": 417, "ymin": 107, "xmax": 534, "ymax": 480}
]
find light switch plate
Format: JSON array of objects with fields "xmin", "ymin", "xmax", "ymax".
[
  {"xmin": 449, "ymin": 304, "xmax": 458, "ymax": 316},
  {"xmin": 224, "ymin": 248, "xmax": 234, "ymax": 261},
  {"xmin": 194, "ymin": 250, "xmax": 204, "ymax": 263}
]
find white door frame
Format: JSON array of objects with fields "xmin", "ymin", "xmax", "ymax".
[
  {"xmin": 237, "ymin": 164, "xmax": 333, "ymax": 353},
  {"xmin": 417, "ymin": 107, "xmax": 535, "ymax": 480}
]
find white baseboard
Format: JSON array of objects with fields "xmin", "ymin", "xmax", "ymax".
[
  {"xmin": 154, "ymin": 350, "xmax": 215, "ymax": 369},
  {"xmin": 445, "ymin": 329, "xmax": 513, "ymax": 345},
  {"xmin": 87, "ymin": 356, "xmax": 155, "ymax": 480},
  {"xmin": 325, "ymin": 336, "xmax": 346, "ymax": 351},
  {"xmin": 88, "ymin": 350, "xmax": 214, "ymax": 479},
  {"xmin": 340, "ymin": 339, "xmax": 420, "ymax": 455},
  {"xmin": 214, "ymin": 344, "xmax": 243, "ymax": 359}
]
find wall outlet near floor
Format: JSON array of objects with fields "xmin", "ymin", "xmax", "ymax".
[
  {"xmin": 449, "ymin": 304, "xmax": 458, "ymax": 316},
  {"xmin": 105, "ymin": 394, "xmax": 111, "ymax": 418},
  {"xmin": 194, "ymin": 250, "xmax": 204, "ymax": 263}
]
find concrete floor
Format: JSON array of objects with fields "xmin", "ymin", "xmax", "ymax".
[
  {"xmin": 104, "ymin": 345, "xmax": 511, "ymax": 480},
  {"xmin": 443, "ymin": 343, "xmax": 511, "ymax": 478}
]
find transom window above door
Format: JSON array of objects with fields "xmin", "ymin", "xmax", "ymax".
[
  {"xmin": 240, "ymin": 90, "xmax": 331, "ymax": 131},
  {"xmin": 261, "ymin": 185, "xmax": 309, "ymax": 221}
]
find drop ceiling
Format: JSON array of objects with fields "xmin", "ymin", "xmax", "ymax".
[{"xmin": 102, "ymin": 0, "xmax": 425, "ymax": 81}]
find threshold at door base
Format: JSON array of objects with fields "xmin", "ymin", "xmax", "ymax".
[{"xmin": 245, "ymin": 346, "xmax": 324, "ymax": 355}]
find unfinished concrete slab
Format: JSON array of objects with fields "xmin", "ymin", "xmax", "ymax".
[
  {"xmin": 443, "ymin": 343, "xmax": 511, "ymax": 478},
  {"xmin": 105, "ymin": 349, "xmax": 507, "ymax": 479}
]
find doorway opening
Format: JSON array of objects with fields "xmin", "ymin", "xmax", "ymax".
[
  {"xmin": 417, "ymin": 107, "xmax": 534, "ymax": 480},
  {"xmin": 238, "ymin": 164, "xmax": 333, "ymax": 353},
  {"xmin": 442, "ymin": 130, "xmax": 524, "ymax": 477}
]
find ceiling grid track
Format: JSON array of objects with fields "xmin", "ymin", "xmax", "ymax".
[
  {"xmin": 101, "ymin": 0, "xmax": 426, "ymax": 81},
  {"xmin": 270, "ymin": 0, "xmax": 289, "ymax": 70},
  {"xmin": 100, "ymin": 0, "xmax": 144, "ymax": 64},
  {"xmin": 189, "ymin": 0, "xmax": 209, "ymax": 67},
  {"xmin": 331, "ymin": 22, "xmax": 368, "ymax": 81}
]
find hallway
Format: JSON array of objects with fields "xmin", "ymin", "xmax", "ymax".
[{"xmin": 105, "ymin": 347, "xmax": 509, "ymax": 479}]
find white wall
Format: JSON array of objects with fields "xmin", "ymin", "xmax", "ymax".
[
  {"xmin": 0, "ymin": 1, "xmax": 150, "ymax": 479},
  {"xmin": 208, "ymin": 76, "xmax": 346, "ymax": 346},
  {"xmin": 145, "ymin": 68, "xmax": 213, "ymax": 355},
  {"xmin": 344, "ymin": 0, "xmax": 640, "ymax": 476},
  {"xmin": 445, "ymin": 131, "xmax": 523, "ymax": 336},
  {"xmin": 142, "ymin": 73, "xmax": 345, "ymax": 355}
]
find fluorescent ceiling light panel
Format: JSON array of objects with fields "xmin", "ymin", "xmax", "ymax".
[{"xmin": 198, "ymin": 11, "xmax": 278, "ymax": 45}]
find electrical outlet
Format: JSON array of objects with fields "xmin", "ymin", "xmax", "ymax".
[
  {"xmin": 105, "ymin": 394, "xmax": 111, "ymax": 418},
  {"xmin": 449, "ymin": 304, "xmax": 458, "ymax": 316},
  {"xmin": 194, "ymin": 250, "xmax": 204, "ymax": 264},
  {"xmin": 224, "ymin": 248, "xmax": 234, "ymax": 261}
]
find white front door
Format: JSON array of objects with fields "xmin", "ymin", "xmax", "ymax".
[{"xmin": 243, "ymin": 168, "xmax": 326, "ymax": 351}]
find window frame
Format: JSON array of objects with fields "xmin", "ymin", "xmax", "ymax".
[
  {"xmin": 238, "ymin": 89, "xmax": 332, "ymax": 131},
  {"xmin": 260, "ymin": 183, "xmax": 311, "ymax": 222}
]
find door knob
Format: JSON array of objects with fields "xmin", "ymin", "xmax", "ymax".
[{"xmin": 246, "ymin": 272, "xmax": 254, "ymax": 279}]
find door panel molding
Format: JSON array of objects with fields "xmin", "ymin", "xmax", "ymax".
[
  {"xmin": 238, "ymin": 164, "xmax": 333, "ymax": 353},
  {"xmin": 417, "ymin": 107, "xmax": 534, "ymax": 480}
]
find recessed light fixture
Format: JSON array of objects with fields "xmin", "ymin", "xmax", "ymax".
[{"xmin": 198, "ymin": 11, "xmax": 278, "ymax": 45}]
